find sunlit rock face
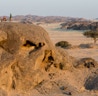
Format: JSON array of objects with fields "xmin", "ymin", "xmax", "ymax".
[{"xmin": 0, "ymin": 23, "xmax": 72, "ymax": 94}]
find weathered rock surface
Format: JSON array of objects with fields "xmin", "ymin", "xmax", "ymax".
[
  {"xmin": 85, "ymin": 69, "xmax": 98, "ymax": 90},
  {"xmin": 0, "ymin": 23, "xmax": 98, "ymax": 96},
  {"xmin": 0, "ymin": 22, "xmax": 73, "ymax": 95},
  {"xmin": 75, "ymin": 57, "xmax": 98, "ymax": 68}
]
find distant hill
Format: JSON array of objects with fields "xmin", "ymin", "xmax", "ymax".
[{"xmin": 0, "ymin": 15, "xmax": 87, "ymax": 23}]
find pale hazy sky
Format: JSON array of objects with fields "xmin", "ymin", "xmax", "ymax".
[{"xmin": 0, "ymin": 0, "xmax": 98, "ymax": 19}]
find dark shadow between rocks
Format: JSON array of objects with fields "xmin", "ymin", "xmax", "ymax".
[{"xmin": 23, "ymin": 40, "xmax": 36, "ymax": 47}]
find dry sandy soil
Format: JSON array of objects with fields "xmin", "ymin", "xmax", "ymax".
[{"xmin": 40, "ymin": 23, "xmax": 98, "ymax": 61}]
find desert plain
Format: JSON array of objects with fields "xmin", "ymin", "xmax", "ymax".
[{"xmin": 40, "ymin": 23, "xmax": 98, "ymax": 61}]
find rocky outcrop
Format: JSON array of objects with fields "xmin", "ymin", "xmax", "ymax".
[
  {"xmin": 85, "ymin": 70, "xmax": 98, "ymax": 90},
  {"xmin": 1, "ymin": 22, "xmax": 98, "ymax": 96},
  {"xmin": 0, "ymin": 22, "xmax": 73, "ymax": 95},
  {"xmin": 75, "ymin": 57, "xmax": 97, "ymax": 68},
  {"xmin": 60, "ymin": 21, "xmax": 98, "ymax": 30}
]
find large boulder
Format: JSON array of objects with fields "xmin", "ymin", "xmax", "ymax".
[
  {"xmin": 84, "ymin": 69, "xmax": 98, "ymax": 91},
  {"xmin": 0, "ymin": 22, "xmax": 73, "ymax": 95},
  {"xmin": 75, "ymin": 57, "xmax": 97, "ymax": 68}
]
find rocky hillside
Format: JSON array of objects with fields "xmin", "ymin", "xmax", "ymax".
[
  {"xmin": 0, "ymin": 22, "xmax": 98, "ymax": 96},
  {"xmin": 14, "ymin": 15, "xmax": 87, "ymax": 23},
  {"xmin": 60, "ymin": 21, "xmax": 98, "ymax": 30}
]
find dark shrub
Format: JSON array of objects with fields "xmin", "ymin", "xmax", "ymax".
[
  {"xmin": 55, "ymin": 41, "xmax": 71, "ymax": 48},
  {"xmin": 79, "ymin": 43, "xmax": 94, "ymax": 48}
]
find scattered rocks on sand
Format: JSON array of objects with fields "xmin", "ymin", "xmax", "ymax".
[{"xmin": 75, "ymin": 57, "xmax": 97, "ymax": 68}]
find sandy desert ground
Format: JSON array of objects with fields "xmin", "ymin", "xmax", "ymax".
[{"xmin": 40, "ymin": 23, "xmax": 98, "ymax": 61}]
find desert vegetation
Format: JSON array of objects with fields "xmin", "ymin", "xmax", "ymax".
[
  {"xmin": 83, "ymin": 30, "xmax": 98, "ymax": 44},
  {"xmin": 0, "ymin": 14, "xmax": 13, "ymax": 22},
  {"xmin": 9, "ymin": 13, "xmax": 12, "ymax": 21},
  {"xmin": 55, "ymin": 41, "xmax": 71, "ymax": 48}
]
